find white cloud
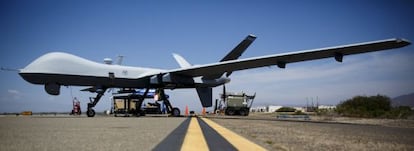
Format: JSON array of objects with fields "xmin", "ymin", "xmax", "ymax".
[
  {"xmin": 7, "ymin": 89, "xmax": 22, "ymax": 100},
  {"xmin": 7, "ymin": 89, "xmax": 19, "ymax": 94}
]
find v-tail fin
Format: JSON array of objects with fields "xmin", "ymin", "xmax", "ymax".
[
  {"xmin": 202, "ymin": 34, "xmax": 256, "ymax": 80},
  {"xmin": 172, "ymin": 53, "xmax": 192, "ymax": 68}
]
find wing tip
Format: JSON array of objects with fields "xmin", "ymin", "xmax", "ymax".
[
  {"xmin": 248, "ymin": 34, "xmax": 256, "ymax": 37},
  {"xmin": 247, "ymin": 34, "xmax": 257, "ymax": 40},
  {"xmin": 395, "ymin": 38, "xmax": 411, "ymax": 46}
]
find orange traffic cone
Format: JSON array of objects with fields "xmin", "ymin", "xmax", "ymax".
[{"xmin": 185, "ymin": 105, "xmax": 189, "ymax": 117}]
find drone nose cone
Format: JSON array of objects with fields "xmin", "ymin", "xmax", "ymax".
[{"xmin": 18, "ymin": 71, "xmax": 39, "ymax": 84}]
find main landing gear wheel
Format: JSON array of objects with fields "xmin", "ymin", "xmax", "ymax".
[
  {"xmin": 171, "ymin": 107, "xmax": 180, "ymax": 117},
  {"xmin": 239, "ymin": 109, "xmax": 247, "ymax": 116},
  {"xmin": 87, "ymin": 109, "xmax": 95, "ymax": 117},
  {"xmin": 226, "ymin": 108, "xmax": 235, "ymax": 115}
]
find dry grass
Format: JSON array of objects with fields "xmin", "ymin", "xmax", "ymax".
[{"xmin": 210, "ymin": 115, "xmax": 414, "ymax": 151}]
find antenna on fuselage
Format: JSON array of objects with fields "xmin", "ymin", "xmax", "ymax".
[
  {"xmin": 103, "ymin": 58, "xmax": 113, "ymax": 65},
  {"xmin": 116, "ymin": 55, "xmax": 124, "ymax": 65},
  {"xmin": 103, "ymin": 55, "xmax": 125, "ymax": 94},
  {"xmin": 103, "ymin": 55, "xmax": 123, "ymax": 65}
]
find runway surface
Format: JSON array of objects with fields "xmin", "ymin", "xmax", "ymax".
[
  {"xmin": 0, "ymin": 115, "xmax": 266, "ymax": 151},
  {"xmin": 0, "ymin": 116, "xmax": 186, "ymax": 151},
  {"xmin": 1, "ymin": 115, "xmax": 413, "ymax": 151}
]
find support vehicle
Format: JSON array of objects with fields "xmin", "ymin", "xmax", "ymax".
[{"xmin": 218, "ymin": 92, "xmax": 256, "ymax": 116}]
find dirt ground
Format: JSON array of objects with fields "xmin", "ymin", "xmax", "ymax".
[{"xmin": 210, "ymin": 113, "xmax": 414, "ymax": 151}]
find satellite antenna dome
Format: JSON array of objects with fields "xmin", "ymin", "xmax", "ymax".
[{"xmin": 103, "ymin": 58, "xmax": 113, "ymax": 65}]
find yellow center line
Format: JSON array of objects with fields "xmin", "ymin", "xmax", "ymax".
[
  {"xmin": 181, "ymin": 117, "xmax": 209, "ymax": 151},
  {"xmin": 201, "ymin": 117, "xmax": 268, "ymax": 151}
]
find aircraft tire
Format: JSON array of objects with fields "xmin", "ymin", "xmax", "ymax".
[
  {"xmin": 172, "ymin": 108, "xmax": 180, "ymax": 117},
  {"xmin": 239, "ymin": 109, "xmax": 247, "ymax": 116},
  {"xmin": 139, "ymin": 111, "xmax": 146, "ymax": 116},
  {"xmin": 134, "ymin": 112, "xmax": 141, "ymax": 117},
  {"xmin": 87, "ymin": 109, "xmax": 95, "ymax": 117},
  {"xmin": 226, "ymin": 108, "xmax": 235, "ymax": 115}
]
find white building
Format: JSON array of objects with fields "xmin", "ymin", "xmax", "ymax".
[
  {"xmin": 267, "ymin": 105, "xmax": 283, "ymax": 112},
  {"xmin": 318, "ymin": 105, "xmax": 336, "ymax": 110},
  {"xmin": 251, "ymin": 105, "xmax": 336, "ymax": 113},
  {"xmin": 250, "ymin": 105, "xmax": 283, "ymax": 112},
  {"xmin": 293, "ymin": 107, "xmax": 306, "ymax": 112},
  {"xmin": 250, "ymin": 106, "xmax": 267, "ymax": 112}
]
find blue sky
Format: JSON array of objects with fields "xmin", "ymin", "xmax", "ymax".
[{"xmin": 1, "ymin": 0, "xmax": 413, "ymax": 113}]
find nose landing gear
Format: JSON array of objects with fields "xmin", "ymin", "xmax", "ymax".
[
  {"xmin": 86, "ymin": 89, "xmax": 106, "ymax": 117},
  {"xmin": 86, "ymin": 108, "xmax": 95, "ymax": 117}
]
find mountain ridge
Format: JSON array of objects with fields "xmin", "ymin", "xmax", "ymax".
[{"xmin": 392, "ymin": 92, "xmax": 414, "ymax": 107}]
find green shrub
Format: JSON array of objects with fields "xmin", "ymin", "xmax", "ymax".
[
  {"xmin": 316, "ymin": 108, "xmax": 331, "ymax": 116},
  {"xmin": 385, "ymin": 106, "xmax": 412, "ymax": 119},
  {"xmin": 336, "ymin": 95, "xmax": 412, "ymax": 118},
  {"xmin": 293, "ymin": 110, "xmax": 307, "ymax": 115},
  {"xmin": 276, "ymin": 107, "xmax": 296, "ymax": 112},
  {"xmin": 336, "ymin": 95, "xmax": 391, "ymax": 118}
]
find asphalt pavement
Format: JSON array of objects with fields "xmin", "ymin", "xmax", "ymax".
[
  {"xmin": 2, "ymin": 115, "xmax": 412, "ymax": 151},
  {"xmin": 0, "ymin": 116, "xmax": 186, "ymax": 151}
]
